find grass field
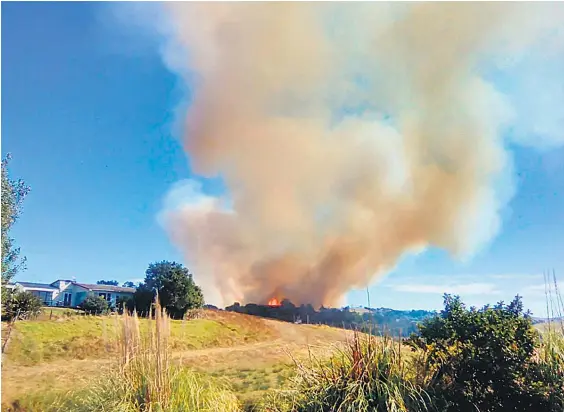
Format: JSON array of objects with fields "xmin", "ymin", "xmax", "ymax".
[
  {"xmin": 2, "ymin": 311, "xmax": 276, "ymax": 366},
  {"xmin": 1, "ymin": 309, "xmax": 350, "ymax": 409}
]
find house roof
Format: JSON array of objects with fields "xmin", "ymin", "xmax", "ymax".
[
  {"xmin": 15, "ymin": 282, "xmax": 58, "ymax": 291},
  {"xmin": 73, "ymin": 283, "xmax": 136, "ymax": 293}
]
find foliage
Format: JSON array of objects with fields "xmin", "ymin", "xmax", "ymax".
[
  {"xmin": 134, "ymin": 261, "xmax": 204, "ymax": 319},
  {"xmin": 536, "ymin": 328, "xmax": 564, "ymax": 408},
  {"xmin": 2, "ymin": 289, "xmax": 42, "ymax": 321},
  {"xmin": 226, "ymin": 302, "xmax": 434, "ymax": 337},
  {"xmin": 407, "ymin": 294, "xmax": 564, "ymax": 412},
  {"xmin": 79, "ymin": 294, "xmax": 109, "ymax": 315},
  {"xmin": 96, "ymin": 280, "xmax": 118, "ymax": 286},
  {"xmin": 1, "ymin": 154, "xmax": 31, "ymax": 286},
  {"xmin": 130, "ymin": 283, "xmax": 154, "ymax": 315},
  {"xmin": 121, "ymin": 281, "xmax": 135, "ymax": 288},
  {"xmin": 115, "ymin": 295, "xmax": 133, "ymax": 314},
  {"xmin": 262, "ymin": 332, "xmax": 431, "ymax": 412}
]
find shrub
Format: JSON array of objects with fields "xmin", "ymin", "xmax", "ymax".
[
  {"xmin": 2, "ymin": 289, "xmax": 42, "ymax": 321},
  {"xmin": 79, "ymin": 294, "xmax": 109, "ymax": 315},
  {"xmin": 407, "ymin": 294, "xmax": 564, "ymax": 412},
  {"xmin": 262, "ymin": 332, "xmax": 432, "ymax": 412}
]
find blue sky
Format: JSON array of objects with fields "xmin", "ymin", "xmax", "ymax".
[{"xmin": 2, "ymin": 3, "xmax": 563, "ymax": 315}]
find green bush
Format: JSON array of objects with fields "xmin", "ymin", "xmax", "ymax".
[
  {"xmin": 2, "ymin": 289, "xmax": 42, "ymax": 321},
  {"xmin": 79, "ymin": 294, "xmax": 109, "ymax": 315},
  {"xmin": 407, "ymin": 294, "xmax": 564, "ymax": 412}
]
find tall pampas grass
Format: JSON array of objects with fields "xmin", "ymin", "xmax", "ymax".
[
  {"xmin": 259, "ymin": 331, "xmax": 432, "ymax": 412},
  {"xmin": 23, "ymin": 297, "xmax": 241, "ymax": 412}
]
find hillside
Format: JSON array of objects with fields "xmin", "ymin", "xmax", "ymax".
[
  {"xmin": 1, "ymin": 309, "xmax": 351, "ymax": 408},
  {"xmin": 226, "ymin": 302, "xmax": 436, "ymax": 337}
]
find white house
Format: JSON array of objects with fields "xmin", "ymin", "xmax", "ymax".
[{"xmin": 11, "ymin": 280, "xmax": 136, "ymax": 308}]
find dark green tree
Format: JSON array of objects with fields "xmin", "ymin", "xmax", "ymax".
[
  {"xmin": 115, "ymin": 295, "xmax": 133, "ymax": 314},
  {"xmin": 96, "ymin": 280, "xmax": 118, "ymax": 286},
  {"xmin": 80, "ymin": 294, "xmax": 109, "ymax": 315},
  {"xmin": 407, "ymin": 294, "xmax": 564, "ymax": 412},
  {"xmin": 122, "ymin": 281, "xmax": 136, "ymax": 288},
  {"xmin": 1, "ymin": 154, "xmax": 30, "ymax": 286},
  {"xmin": 141, "ymin": 261, "xmax": 204, "ymax": 319},
  {"xmin": 130, "ymin": 283, "xmax": 155, "ymax": 316}
]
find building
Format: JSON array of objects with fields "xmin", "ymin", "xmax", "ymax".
[{"xmin": 10, "ymin": 279, "xmax": 136, "ymax": 308}]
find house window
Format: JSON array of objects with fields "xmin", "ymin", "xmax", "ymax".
[
  {"xmin": 98, "ymin": 293, "xmax": 112, "ymax": 302},
  {"xmin": 30, "ymin": 291, "xmax": 52, "ymax": 306},
  {"xmin": 64, "ymin": 293, "xmax": 72, "ymax": 306}
]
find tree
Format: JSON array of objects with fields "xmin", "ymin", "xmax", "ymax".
[
  {"xmin": 96, "ymin": 280, "xmax": 118, "ymax": 286},
  {"xmin": 122, "ymin": 281, "xmax": 136, "ymax": 288},
  {"xmin": 2, "ymin": 289, "xmax": 42, "ymax": 321},
  {"xmin": 1, "ymin": 154, "xmax": 30, "ymax": 286},
  {"xmin": 407, "ymin": 294, "xmax": 563, "ymax": 412},
  {"xmin": 80, "ymin": 294, "xmax": 109, "ymax": 315},
  {"xmin": 131, "ymin": 283, "xmax": 154, "ymax": 316},
  {"xmin": 115, "ymin": 295, "xmax": 133, "ymax": 314},
  {"xmin": 141, "ymin": 261, "xmax": 204, "ymax": 319}
]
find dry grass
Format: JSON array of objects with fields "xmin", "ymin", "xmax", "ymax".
[
  {"xmin": 1, "ymin": 311, "xmax": 350, "ymax": 409},
  {"xmin": 257, "ymin": 331, "xmax": 431, "ymax": 412},
  {"xmin": 4, "ymin": 301, "xmax": 242, "ymax": 412}
]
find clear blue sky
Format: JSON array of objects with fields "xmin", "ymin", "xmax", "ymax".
[{"xmin": 2, "ymin": 3, "xmax": 563, "ymax": 316}]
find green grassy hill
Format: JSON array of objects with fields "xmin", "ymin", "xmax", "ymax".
[{"xmin": 1, "ymin": 309, "xmax": 350, "ymax": 409}]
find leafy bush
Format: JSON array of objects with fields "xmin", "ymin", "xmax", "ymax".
[
  {"xmin": 2, "ymin": 289, "xmax": 42, "ymax": 321},
  {"xmin": 407, "ymin": 294, "xmax": 564, "ymax": 412},
  {"xmin": 79, "ymin": 294, "xmax": 109, "ymax": 315}
]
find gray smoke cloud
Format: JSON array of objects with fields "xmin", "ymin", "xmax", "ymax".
[{"xmin": 148, "ymin": 3, "xmax": 564, "ymax": 307}]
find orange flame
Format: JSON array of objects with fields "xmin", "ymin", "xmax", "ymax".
[{"xmin": 268, "ymin": 298, "xmax": 281, "ymax": 307}]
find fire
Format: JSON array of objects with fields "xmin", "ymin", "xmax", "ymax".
[{"xmin": 268, "ymin": 298, "xmax": 281, "ymax": 307}]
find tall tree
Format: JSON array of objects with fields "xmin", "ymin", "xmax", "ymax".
[
  {"xmin": 122, "ymin": 281, "xmax": 136, "ymax": 288},
  {"xmin": 1, "ymin": 154, "xmax": 30, "ymax": 285},
  {"xmin": 140, "ymin": 260, "xmax": 204, "ymax": 319},
  {"xmin": 97, "ymin": 280, "xmax": 119, "ymax": 286}
]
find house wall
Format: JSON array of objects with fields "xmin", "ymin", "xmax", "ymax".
[
  {"xmin": 15, "ymin": 285, "xmax": 56, "ymax": 305},
  {"xmin": 19, "ymin": 280, "xmax": 135, "ymax": 308},
  {"xmin": 51, "ymin": 283, "xmax": 87, "ymax": 307}
]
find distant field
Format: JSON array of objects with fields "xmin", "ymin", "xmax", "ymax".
[{"xmin": 1, "ymin": 310, "xmax": 350, "ymax": 408}]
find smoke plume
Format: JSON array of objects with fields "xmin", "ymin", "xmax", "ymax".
[{"xmin": 153, "ymin": 3, "xmax": 564, "ymax": 307}]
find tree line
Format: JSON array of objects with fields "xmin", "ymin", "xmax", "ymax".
[{"xmin": 225, "ymin": 300, "xmax": 435, "ymax": 337}]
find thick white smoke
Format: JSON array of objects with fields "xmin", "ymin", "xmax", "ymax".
[{"xmin": 146, "ymin": 3, "xmax": 564, "ymax": 307}]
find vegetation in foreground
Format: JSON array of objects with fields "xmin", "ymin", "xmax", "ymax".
[
  {"xmin": 261, "ymin": 295, "xmax": 564, "ymax": 412},
  {"xmin": 5, "ymin": 294, "xmax": 564, "ymax": 412},
  {"xmin": 8, "ymin": 300, "xmax": 240, "ymax": 412}
]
